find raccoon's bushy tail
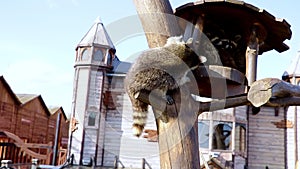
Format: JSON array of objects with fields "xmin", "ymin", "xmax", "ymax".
[{"xmin": 132, "ymin": 100, "xmax": 148, "ymax": 137}]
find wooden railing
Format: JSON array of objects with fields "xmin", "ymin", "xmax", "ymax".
[
  {"xmin": 0, "ymin": 131, "xmax": 52, "ymax": 165},
  {"xmin": 57, "ymin": 148, "xmax": 67, "ymax": 165}
]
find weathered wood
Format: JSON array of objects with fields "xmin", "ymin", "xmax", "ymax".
[
  {"xmin": 2, "ymin": 131, "xmax": 52, "ymax": 160},
  {"xmin": 133, "ymin": 1, "xmax": 200, "ymax": 168},
  {"xmin": 193, "ymin": 65, "xmax": 247, "ymax": 98},
  {"xmin": 137, "ymin": 87, "xmax": 300, "ymax": 114},
  {"xmin": 245, "ymin": 24, "xmax": 260, "ymax": 85},
  {"xmin": 247, "ymin": 78, "xmax": 300, "ymax": 107},
  {"xmin": 133, "ymin": 0, "xmax": 181, "ymax": 48},
  {"xmin": 155, "ymin": 87, "xmax": 200, "ymax": 169},
  {"xmin": 136, "ymin": 90, "xmax": 249, "ymax": 114}
]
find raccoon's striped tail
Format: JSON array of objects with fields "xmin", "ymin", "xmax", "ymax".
[{"xmin": 132, "ymin": 110, "xmax": 148, "ymax": 137}]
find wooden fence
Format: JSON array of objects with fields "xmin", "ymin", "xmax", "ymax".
[{"xmin": 0, "ymin": 131, "xmax": 67, "ymax": 166}]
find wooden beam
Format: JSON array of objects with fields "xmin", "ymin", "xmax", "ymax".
[
  {"xmin": 136, "ymin": 90, "xmax": 249, "ymax": 114},
  {"xmin": 247, "ymin": 78, "xmax": 300, "ymax": 107},
  {"xmin": 136, "ymin": 88, "xmax": 300, "ymax": 114}
]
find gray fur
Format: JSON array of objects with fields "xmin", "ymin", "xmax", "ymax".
[{"xmin": 124, "ymin": 36, "xmax": 206, "ymax": 137}]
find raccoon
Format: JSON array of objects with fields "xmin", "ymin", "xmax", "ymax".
[{"xmin": 124, "ymin": 36, "xmax": 206, "ymax": 137}]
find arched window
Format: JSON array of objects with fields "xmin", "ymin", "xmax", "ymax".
[
  {"xmin": 93, "ymin": 49, "xmax": 103, "ymax": 61},
  {"xmin": 212, "ymin": 122, "xmax": 232, "ymax": 150},
  {"xmin": 82, "ymin": 49, "xmax": 90, "ymax": 60}
]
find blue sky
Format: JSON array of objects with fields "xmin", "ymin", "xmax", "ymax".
[{"xmin": 0, "ymin": 0, "xmax": 299, "ymax": 116}]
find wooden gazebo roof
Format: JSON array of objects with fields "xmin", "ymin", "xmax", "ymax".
[{"xmin": 175, "ymin": 0, "xmax": 292, "ymax": 54}]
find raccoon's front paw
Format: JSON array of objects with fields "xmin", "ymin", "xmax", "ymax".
[{"xmin": 165, "ymin": 95, "xmax": 174, "ymax": 105}]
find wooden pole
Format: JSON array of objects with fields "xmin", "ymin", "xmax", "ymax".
[
  {"xmin": 155, "ymin": 87, "xmax": 200, "ymax": 169},
  {"xmin": 245, "ymin": 26, "xmax": 259, "ymax": 85},
  {"xmin": 133, "ymin": 0, "xmax": 181, "ymax": 48},
  {"xmin": 245, "ymin": 23, "xmax": 267, "ymax": 85},
  {"xmin": 133, "ymin": 1, "xmax": 200, "ymax": 168}
]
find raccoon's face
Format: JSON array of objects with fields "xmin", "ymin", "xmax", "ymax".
[{"xmin": 182, "ymin": 46, "xmax": 207, "ymax": 68}]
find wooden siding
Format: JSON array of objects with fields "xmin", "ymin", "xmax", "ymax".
[
  {"xmin": 102, "ymin": 76, "xmax": 160, "ymax": 168},
  {"xmin": 248, "ymin": 106, "xmax": 286, "ymax": 169},
  {"xmin": 49, "ymin": 108, "xmax": 69, "ymax": 148},
  {"xmin": 82, "ymin": 69, "xmax": 104, "ymax": 163},
  {"xmin": 285, "ymin": 106, "xmax": 300, "ymax": 169},
  {"xmin": 15, "ymin": 97, "xmax": 50, "ymax": 143},
  {"xmin": 0, "ymin": 76, "xmax": 69, "ymax": 165},
  {"xmin": 0, "ymin": 77, "xmax": 19, "ymax": 133},
  {"xmin": 70, "ymin": 67, "xmax": 90, "ymax": 164}
]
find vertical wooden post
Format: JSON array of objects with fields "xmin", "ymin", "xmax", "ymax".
[
  {"xmin": 245, "ymin": 27, "xmax": 259, "ymax": 85},
  {"xmin": 133, "ymin": 0, "xmax": 200, "ymax": 168},
  {"xmin": 245, "ymin": 23, "xmax": 267, "ymax": 85},
  {"xmin": 133, "ymin": 0, "xmax": 181, "ymax": 48},
  {"xmin": 156, "ymin": 88, "xmax": 200, "ymax": 169}
]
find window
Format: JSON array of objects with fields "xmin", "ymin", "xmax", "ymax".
[
  {"xmin": 87, "ymin": 111, "xmax": 97, "ymax": 127},
  {"xmin": 82, "ymin": 49, "xmax": 90, "ymax": 60},
  {"xmin": 212, "ymin": 122, "xmax": 232, "ymax": 150},
  {"xmin": 93, "ymin": 49, "xmax": 103, "ymax": 61},
  {"xmin": 198, "ymin": 121, "xmax": 210, "ymax": 149},
  {"xmin": 235, "ymin": 123, "xmax": 246, "ymax": 152}
]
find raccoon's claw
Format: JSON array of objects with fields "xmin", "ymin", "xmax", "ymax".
[{"xmin": 166, "ymin": 95, "xmax": 174, "ymax": 105}]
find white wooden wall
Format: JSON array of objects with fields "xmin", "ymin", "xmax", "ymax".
[
  {"xmin": 248, "ymin": 106, "xmax": 285, "ymax": 169},
  {"xmin": 101, "ymin": 76, "xmax": 160, "ymax": 168},
  {"xmin": 286, "ymin": 106, "xmax": 300, "ymax": 169}
]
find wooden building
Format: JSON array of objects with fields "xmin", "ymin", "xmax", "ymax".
[
  {"xmin": 197, "ymin": 53, "xmax": 300, "ymax": 169},
  {"xmin": 282, "ymin": 51, "xmax": 300, "ymax": 169},
  {"xmin": 0, "ymin": 76, "xmax": 69, "ymax": 165},
  {"xmin": 0, "ymin": 76, "xmax": 21, "ymax": 134},
  {"xmin": 68, "ymin": 17, "xmax": 159, "ymax": 168},
  {"xmin": 68, "ymin": 1, "xmax": 295, "ymax": 169},
  {"xmin": 16, "ymin": 94, "xmax": 51, "ymax": 143}
]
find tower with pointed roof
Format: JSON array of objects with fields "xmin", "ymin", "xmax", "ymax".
[
  {"xmin": 68, "ymin": 17, "xmax": 116, "ymax": 165},
  {"xmin": 68, "ymin": 17, "xmax": 160, "ymax": 168}
]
